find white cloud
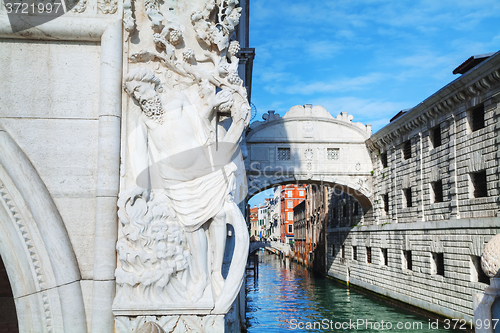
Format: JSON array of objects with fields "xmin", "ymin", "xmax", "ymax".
[
  {"xmin": 274, "ymin": 73, "xmax": 387, "ymax": 95},
  {"xmin": 313, "ymin": 96, "xmax": 409, "ymax": 127}
]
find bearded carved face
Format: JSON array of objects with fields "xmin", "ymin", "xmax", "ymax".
[{"xmin": 126, "ymin": 81, "xmax": 165, "ymax": 124}]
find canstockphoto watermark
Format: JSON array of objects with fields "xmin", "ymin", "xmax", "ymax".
[
  {"xmin": 290, "ymin": 319, "xmax": 426, "ymax": 331},
  {"xmin": 289, "ymin": 318, "xmax": 496, "ymax": 331},
  {"xmin": 3, "ymin": 0, "xmax": 80, "ymax": 33}
]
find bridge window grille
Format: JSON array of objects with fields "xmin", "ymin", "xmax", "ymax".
[
  {"xmin": 381, "ymin": 152, "xmax": 388, "ymax": 168},
  {"xmin": 366, "ymin": 247, "xmax": 372, "ymax": 264},
  {"xmin": 327, "ymin": 148, "xmax": 339, "ymax": 160},
  {"xmin": 469, "ymin": 104, "xmax": 485, "ymax": 132},
  {"xmin": 431, "ymin": 125, "xmax": 442, "ymax": 148},
  {"xmin": 381, "ymin": 248, "xmax": 388, "ymax": 266},
  {"xmin": 432, "ymin": 252, "xmax": 445, "ymax": 276},
  {"xmin": 470, "ymin": 170, "xmax": 487, "ymax": 198},
  {"xmin": 277, "ymin": 148, "xmax": 291, "ymax": 160},
  {"xmin": 383, "ymin": 194, "xmax": 389, "ymax": 213},
  {"xmin": 341, "ymin": 245, "xmax": 345, "ymax": 259},
  {"xmin": 432, "ymin": 180, "xmax": 443, "ymax": 203},
  {"xmin": 353, "ymin": 246, "xmax": 357, "ymax": 261},
  {"xmin": 402, "ymin": 140, "xmax": 412, "ymax": 160},
  {"xmin": 403, "ymin": 250, "xmax": 412, "ymax": 271},
  {"xmin": 404, "ymin": 188, "xmax": 412, "ymax": 208}
]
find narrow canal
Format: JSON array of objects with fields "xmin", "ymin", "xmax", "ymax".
[{"xmin": 246, "ymin": 250, "xmax": 464, "ymax": 333}]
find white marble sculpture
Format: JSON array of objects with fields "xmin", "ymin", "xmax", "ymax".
[{"xmin": 114, "ymin": 0, "xmax": 250, "ymax": 319}]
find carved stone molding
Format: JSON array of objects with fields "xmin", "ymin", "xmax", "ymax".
[
  {"xmin": 367, "ymin": 61, "xmax": 500, "ymax": 151},
  {"xmin": 115, "ymin": 315, "xmax": 225, "ymax": 333},
  {"xmin": 99, "ymin": 0, "xmax": 118, "ymax": 14},
  {"xmin": 118, "ymin": 0, "xmax": 250, "ymax": 323},
  {"xmin": 0, "ymin": 181, "xmax": 54, "ymax": 332},
  {"xmin": 0, "ymin": 181, "xmax": 45, "ymax": 289},
  {"xmin": 71, "ymin": 0, "xmax": 87, "ymax": 13}
]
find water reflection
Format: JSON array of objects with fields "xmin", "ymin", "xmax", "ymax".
[{"xmin": 246, "ymin": 251, "xmax": 463, "ymax": 332}]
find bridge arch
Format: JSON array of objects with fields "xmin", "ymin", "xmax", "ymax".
[
  {"xmin": 244, "ymin": 104, "xmax": 374, "ymax": 209},
  {"xmin": 0, "ymin": 126, "xmax": 87, "ymax": 333}
]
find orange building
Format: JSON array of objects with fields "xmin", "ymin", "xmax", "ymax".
[
  {"xmin": 280, "ymin": 184, "xmax": 306, "ymax": 244},
  {"xmin": 249, "ymin": 205, "xmax": 259, "ymax": 240}
]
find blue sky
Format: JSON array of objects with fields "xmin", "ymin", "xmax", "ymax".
[{"xmin": 247, "ymin": 0, "xmax": 500, "ymax": 207}]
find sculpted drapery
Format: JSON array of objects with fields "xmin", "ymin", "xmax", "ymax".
[{"xmin": 113, "ymin": 0, "xmax": 250, "ymax": 317}]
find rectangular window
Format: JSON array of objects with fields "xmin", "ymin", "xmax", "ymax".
[
  {"xmin": 287, "ymin": 212, "xmax": 293, "ymax": 220},
  {"xmin": 341, "ymin": 245, "xmax": 345, "ymax": 259},
  {"xmin": 352, "ymin": 246, "xmax": 357, "ymax": 261},
  {"xmin": 403, "ymin": 250, "xmax": 412, "ymax": 271},
  {"xmin": 471, "ymin": 255, "xmax": 490, "ymax": 284},
  {"xmin": 469, "ymin": 104, "xmax": 485, "ymax": 132},
  {"xmin": 353, "ymin": 202, "xmax": 359, "ymax": 215},
  {"xmin": 366, "ymin": 247, "xmax": 372, "ymax": 264},
  {"xmin": 383, "ymin": 194, "xmax": 389, "ymax": 213},
  {"xmin": 432, "ymin": 252, "xmax": 445, "ymax": 276},
  {"xmin": 342, "ymin": 203, "xmax": 347, "ymax": 217},
  {"xmin": 381, "ymin": 248, "xmax": 388, "ymax": 266},
  {"xmin": 287, "ymin": 190, "xmax": 292, "ymax": 198},
  {"xmin": 470, "ymin": 170, "xmax": 488, "ymax": 198},
  {"xmin": 404, "ymin": 188, "xmax": 412, "ymax": 208},
  {"xmin": 432, "ymin": 180, "xmax": 443, "ymax": 203},
  {"xmin": 299, "ymin": 191, "xmax": 304, "ymax": 196},
  {"xmin": 287, "ymin": 200, "xmax": 293, "ymax": 208},
  {"xmin": 288, "ymin": 224, "xmax": 293, "ymax": 234},
  {"xmin": 327, "ymin": 148, "xmax": 339, "ymax": 160},
  {"xmin": 332, "ymin": 207, "xmax": 337, "ymax": 218},
  {"xmin": 431, "ymin": 125, "xmax": 442, "ymax": 148},
  {"xmin": 381, "ymin": 152, "xmax": 388, "ymax": 168},
  {"xmin": 403, "ymin": 140, "xmax": 412, "ymax": 160},
  {"xmin": 277, "ymin": 148, "xmax": 291, "ymax": 160},
  {"xmin": 330, "ymin": 245, "xmax": 335, "ymax": 257}
]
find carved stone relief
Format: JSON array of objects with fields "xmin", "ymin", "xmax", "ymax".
[
  {"xmin": 115, "ymin": 0, "xmax": 250, "ymax": 321},
  {"xmin": 98, "ymin": 0, "xmax": 118, "ymax": 14}
]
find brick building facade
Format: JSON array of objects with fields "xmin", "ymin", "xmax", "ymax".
[
  {"xmin": 326, "ymin": 51, "xmax": 500, "ymax": 322},
  {"xmin": 293, "ymin": 185, "xmax": 329, "ymax": 273},
  {"xmin": 280, "ymin": 184, "xmax": 306, "ymax": 244}
]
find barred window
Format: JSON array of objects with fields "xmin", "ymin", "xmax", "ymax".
[
  {"xmin": 432, "ymin": 180, "xmax": 443, "ymax": 203},
  {"xmin": 471, "ymin": 170, "xmax": 487, "ymax": 198},
  {"xmin": 470, "ymin": 104, "xmax": 485, "ymax": 132},
  {"xmin": 381, "ymin": 248, "xmax": 388, "ymax": 266},
  {"xmin": 404, "ymin": 188, "xmax": 412, "ymax": 208},
  {"xmin": 432, "ymin": 252, "xmax": 445, "ymax": 276},
  {"xmin": 353, "ymin": 246, "xmax": 357, "ymax": 261},
  {"xmin": 383, "ymin": 194, "xmax": 389, "ymax": 213},
  {"xmin": 403, "ymin": 140, "xmax": 412, "ymax": 160},
  {"xmin": 431, "ymin": 125, "xmax": 442, "ymax": 148},
  {"xmin": 471, "ymin": 255, "xmax": 490, "ymax": 284},
  {"xmin": 403, "ymin": 250, "xmax": 412, "ymax": 270},
  {"xmin": 381, "ymin": 152, "xmax": 388, "ymax": 168},
  {"xmin": 366, "ymin": 247, "xmax": 372, "ymax": 264},
  {"xmin": 277, "ymin": 148, "xmax": 291, "ymax": 160},
  {"xmin": 327, "ymin": 148, "xmax": 339, "ymax": 160}
]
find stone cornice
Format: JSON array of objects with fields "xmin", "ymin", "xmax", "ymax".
[{"xmin": 367, "ymin": 51, "xmax": 500, "ymax": 152}]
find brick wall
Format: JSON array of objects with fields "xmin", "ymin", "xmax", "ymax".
[{"xmin": 327, "ymin": 52, "xmax": 500, "ymax": 321}]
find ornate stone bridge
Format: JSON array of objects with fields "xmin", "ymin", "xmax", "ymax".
[{"xmin": 243, "ymin": 104, "xmax": 374, "ymax": 208}]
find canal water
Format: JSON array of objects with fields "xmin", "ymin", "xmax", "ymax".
[{"xmin": 246, "ymin": 250, "xmax": 464, "ymax": 333}]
